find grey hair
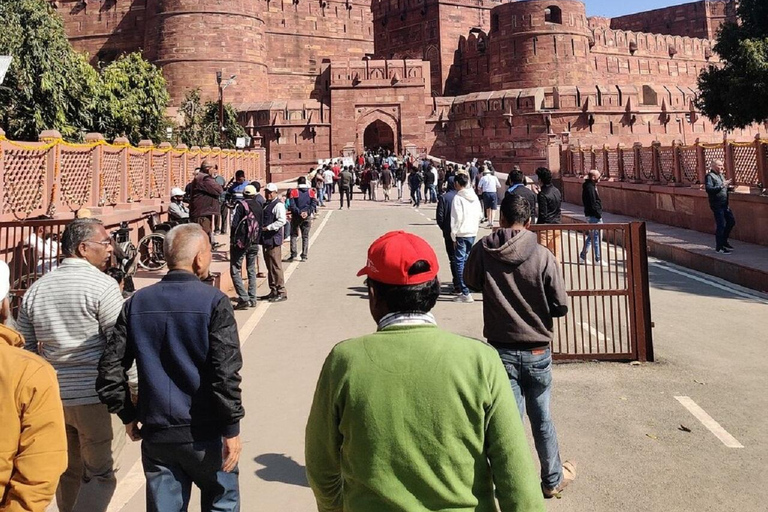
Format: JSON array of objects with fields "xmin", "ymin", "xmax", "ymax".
[
  {"xmin": 61, "ymin": 218, "xmax": 104, "ymax": 257},
  {"xmin": 164, "ymin": 223, "xmax": 209, "ymax": 269},
  {"xmin": 711, "ymin": 159, "xmax": 724, "ymax": 169}
]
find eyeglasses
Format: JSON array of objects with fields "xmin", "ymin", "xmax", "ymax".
[{"xmin": 84, "ymin": 239, "xmax": 112, "ymax": 247}]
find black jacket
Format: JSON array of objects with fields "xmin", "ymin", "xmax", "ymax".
[
  {"xmin": 582, "ymin": 180, "xmax": 602, "ymax": 219},
  {"xmin": 436, "ymin": 189, "xmax": 458, "ymax": 235},
  {"xmin": 705, "ymin": 171, "xmax": 729, "ymax": 209},
  {"xmin": 188, "ymin": 172, "xmax": 224, "ymax": 218},
  {"xmin": 537, "ymin": 184, "xmax": 562, "ymax": 224},
  {"xmin": 97, "ymin": 271, "xmax": 244, "ymax": 443}
]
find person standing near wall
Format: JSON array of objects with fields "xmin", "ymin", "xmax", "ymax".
[
  {"xmin": 535, "ymin": 167, "xmax": 562, "ymax": 258},
  {"xmin": 705, "ymin": 159, "xmax": 736, "ymax": 254},
  {"xmin": 260, "ymin": 184, "xmax": 288, "ymax": 303},
  {"xmin": 188, "ymin": 160, "xmax": 224, "ymax": 242},
  {"xmin": 579, "ymin": 170, "xmax": 606, "ymax": 266}
]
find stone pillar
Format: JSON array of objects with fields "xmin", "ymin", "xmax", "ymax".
[
  {"xmin": 0, "ymin": 129, "xmax": 5, "ymax": 213},
  {"xmin": 158, "ymin": 142, "xmax": 173, "ymax": 198},
  {"xmin": 694, "ymin": 139, "xmax": 707, "ymax": 186},
  {"xmin": 39, "ymin": 130, "xmax": 62, "ymax": 217},
  {"xmin": 137, "ymin": 140, "xmax": 154, "ymax": 203},
  {"xmin": 631, "ymin": 142, "xmax": 643, "ymax": 183},
  {"xmin": 176, "ymin": 144, "xmax": 188, "ymax": 187},
  {"xmin": 651, "ymin": 141, "xmax": 662, "ymax": 184},
  {"xmin": 85, "ymin": 133, "xmax": 105, "ymax": 207},
  {"xmin": 723, "ymin": 140, "xmax": 737, "ymax": 185},
  {"xmin": 671, "ymin": 141, "xmax": 684, "ymax": 186},
  {"xmin": 755, "ymin": 134, "xmax": 768, "ymax": 193},
  {"xmin": 617, "ymin": 144, "xmax": 626, "ymax": 181},
  {"xmin": 115, "ymin": 137, "xmax": 131, "ymax": 204}
]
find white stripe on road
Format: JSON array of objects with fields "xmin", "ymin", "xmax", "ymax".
[
  {"xmin": 109, "ymin": 210, "xmax": 336, "ymax": 512},
  {"xmin": 650, "ymin": 259, "xmax": 768, "ymax": 304},
  {"xmin": 674, "ymin": 396, "xmax": 744, "ymax": 448},
  {"xmin": 579, "ymin": 322, "xmax": 611, "ymax": 342}
]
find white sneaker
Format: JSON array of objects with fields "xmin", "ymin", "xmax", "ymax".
[
  {"xmin": 595, "ymin": 260, "xmax": 608, "ymax": 267},
  {"xmin": 453, "ymin": 293, "xmax": 474, "ymax": 303}
]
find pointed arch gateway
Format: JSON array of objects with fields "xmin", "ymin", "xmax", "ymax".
[{"xmin": 356, "ymin": 108, "xmax": 400, "ymax": 154}]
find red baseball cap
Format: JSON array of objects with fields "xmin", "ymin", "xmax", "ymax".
[{"xmin": 357, "ymin": 231, "xmax": 439, "ymax": 286}]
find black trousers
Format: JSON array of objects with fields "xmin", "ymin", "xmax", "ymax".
[{"xmin": 340, "ymin": 187, "xmax": 352, "ymax": 208}]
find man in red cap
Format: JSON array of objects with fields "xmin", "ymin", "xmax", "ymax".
[{"xmin": 305, "ymin": 231, "xmax": 544, "ymax": 512}]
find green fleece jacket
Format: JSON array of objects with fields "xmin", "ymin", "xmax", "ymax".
[{"xmin": 305, "ymin": 324, "xmax": 545, "ymax": 512}]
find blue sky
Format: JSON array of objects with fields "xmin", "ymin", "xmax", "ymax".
[{"xmin": 585, "ymin": 0, "xmax": 691, "ymax": 18}]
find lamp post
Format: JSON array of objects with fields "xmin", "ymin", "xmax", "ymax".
[{"xmin": 216, "ymin": 71, "xmax": 237, "ymax": 146}]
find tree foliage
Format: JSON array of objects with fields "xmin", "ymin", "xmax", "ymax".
[
  {"xmin": 95, "ymin": 52, "xmax": 170, "ymax": 144},
  {"xmin": 697, "ymin": 0, "xmax": 768, "ymax": 130},
  {"xmin": 0, "ymin": 0, "xmax": 100, "ymax": 140},
  {"xmin": 178, "ymin": 88, "xmax": 246, "ymax": 149},
  {"xmin": 0, "ymin": 0, "xmax": 170, "ymax": 142}
]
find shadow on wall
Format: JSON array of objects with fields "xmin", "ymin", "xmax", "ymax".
[{"xmin": 254, "ymin": 453, "xmax": 310, "ymax": 488}]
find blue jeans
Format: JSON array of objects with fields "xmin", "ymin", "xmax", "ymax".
[
  {"xmin": 142, "ymin": 438, "xmax": 240, "ymax": 512},
  {"xmin": 324, "ymin": 183, "xmax": 333, "ymax": 201},
  {"xmin": 428, "ymin": 184, "xmax": 437, "ymax": 203},
  {"xmin": 712, "ymin": 206, "xmax": 736, "ymax": 249},
  {"xmin": 496, "ymin": 347, "xmax": 563, "ymax": 490},
  {"xmin": 316, "ymin": 187, "xmax": 325, "ymax": 206},
  {"xmin": 454, "ymin": 237, "xmax": 474, "ymax": 295},
  {"xmin": 580, "ymin": 216, "xmax": 602, "ymax": 262},
  {"xmin": 410, "ymin": 187, "xmax": 420, "ymax": 207},
  {"xmin": 443, "ymin": 233, "xmax": 460, "ymax": 291},
  {"xmin": 230, "ymin": 244, "xmax": 259, "ymax": 303}
]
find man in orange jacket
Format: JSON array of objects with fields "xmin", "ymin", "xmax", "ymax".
[{"xmin": 0, "ymin": 261, "xmax": 67, "ymax": 512}]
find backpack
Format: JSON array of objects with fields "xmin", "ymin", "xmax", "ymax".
[{"xmin": 233, "ymin": 200, "xmax": 260, "ymax": 249}]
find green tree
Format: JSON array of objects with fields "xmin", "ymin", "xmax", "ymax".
[
  {"xmin": 178, "ymin": 88, "xmax": 246, "ymax": 149},
  {"xmin": 697, "ymin": 0, "xmax": 768, "ymax": 130},
  {"xmin": 96, "ymin": 52, "xmax": 171, "ymax": 144},
  {"xmin": 0, "ymin": 0, "xmax": 100, "ymax": 140}
]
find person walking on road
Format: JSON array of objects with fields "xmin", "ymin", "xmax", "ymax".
[
  {"xmin": 187, "ymin": 160, "xmax": 224, "ymax": 242},
  {"xmin": 260, "ymin": 184, "xmax": 288, "ymax": 302},
  {"xmin": 0, "ymin": 261, "xmax": 67, "ymax": 512},
  {"xmin": 287, "ymin": 177, "xmax": 318, "ymax": 262},
  {"xmin": 408, "ymin": 167, "xmax": 423, "ymax": 208},
  {"xmin": 435, "ymin": 176, "xmax": 460, "ymax": 295},
  {"xmin": 306, "ymin": 231, "xmax": 545, "ymax": 512},
  {"xmin": 230, "ymin": 185, "xmax": 264, "ymax": 310},
  {"xmin": 579, "ymin": 170, "xmax": 606, "ymax": 266},
  {"xmin": 505, "ymin": 168, "xmax": 537, "ymax": 223},
  {"xmin": 16, "ymin": 218, "xmax": 127, "ymax": 512},
  {"xmin": 536, "ymin": 167, "xmax": 563, "ymax": 258},
  {"xmin": 97, "ymin": 224, "xmax": 244, "ymax": 512},
  {"xmin": 212, "ymin": 168, "xmax": 228, "ymax": 235},
  {"xmin": 339, "ymin": 166, "xmax": 355, "ymax": 209},
  {"xmin": 369, "ymin": 166, "xmax": 380, "ymax": 201},
  {"xmin": 323, "ymin": 166, "xmax": 335, "ymax": 202},
  {"xmin": 380, "ymin": 164, "xmax": 393, "ymax": 202},
  {"xmin": 705, "ymin": 159, "xmax": 736, "ymax": 254},
  {"xmin": 477, "ymin": 168, "xmax": 501, "ymax": 228},
  {"xmin": 450, "ymin": 172, "xmax": 482, "ymax": 303},
  {"xmin": 464, "ymin": 194, "xmax": 575, "ymax": 499}
]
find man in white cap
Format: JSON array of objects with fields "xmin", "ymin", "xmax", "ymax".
[
  {"xmin": 0, "ymin": 260, "xmax": 68, "ymax": 512},
  {"xmin": 168, "ymin": 187, "xmax": 190, "ymax": 223},
  {"xmin": 259, "ymin": 184, "xmax": 288, "ymax": 302}
]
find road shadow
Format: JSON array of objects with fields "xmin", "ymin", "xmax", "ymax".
[{"xmin": 254, "ymin": 453, "xmax": 310, "ymax": 488}]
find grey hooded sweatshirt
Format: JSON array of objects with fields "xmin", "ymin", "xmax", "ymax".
[{"xmin": 464, "ymin": 229, "xmax": 569, "ymax": 349}]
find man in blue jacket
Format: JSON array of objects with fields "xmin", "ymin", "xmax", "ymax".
[{"xmin": 97, "ymin": 224, "xmax": 244, "ymax": 512}]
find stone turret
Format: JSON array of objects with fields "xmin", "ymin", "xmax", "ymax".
[{"xmin": 143, "ymin": 0, "xmax": 269, "ymax": 105}]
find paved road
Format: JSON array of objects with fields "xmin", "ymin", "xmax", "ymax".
[{"xmin": 92, "ymin": 196, "xmax": 768, "ymax": 512}]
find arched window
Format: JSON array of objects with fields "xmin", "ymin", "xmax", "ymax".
[{"xmin": 545, "ymin": 5, "xmax": 562, "ymax": 24}]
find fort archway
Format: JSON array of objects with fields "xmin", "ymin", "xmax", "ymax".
[{"xmin": 363, "ymin": 120, "xmax": 395, "ymax": 152}]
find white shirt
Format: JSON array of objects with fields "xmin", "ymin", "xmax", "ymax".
[
  {"xmin": 264, "ymin": 200, "xmax": 287, "ymax": 231},
  {"xmin": 450, "ymin": 188, "xmax": 483, "ymax": 241},
  {"xmin": 323, "ymin": 170, "xmax": 335, "ymax": 185},
  {"xmin": 478, "ymin": 174, "xmax": 501, "ymax": 194}
]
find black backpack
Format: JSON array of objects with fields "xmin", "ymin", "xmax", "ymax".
[{"xmin": 233, "ymin": 200, "xmax": 260, "ymax": 249}]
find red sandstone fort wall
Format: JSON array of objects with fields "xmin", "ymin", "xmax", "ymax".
[
  {"xmin": 263, "ymin": 0, "xmax": 374, "ymax": 101},
  {"xmin": 58, "ymin": 0, "xmax": 148, "ymax": 64},
  {"xmin": 609, "ymin": 0, "xmax": 730, "ymax": 40}
]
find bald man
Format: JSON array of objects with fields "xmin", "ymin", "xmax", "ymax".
[{"xmin": 97, "ymin": 224, "xmax": 244, "ymax": 511}]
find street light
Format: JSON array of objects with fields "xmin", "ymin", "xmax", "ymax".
[{"xmin": 216, "ymin": 71, "xmax": 237, "ymax": 146}]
